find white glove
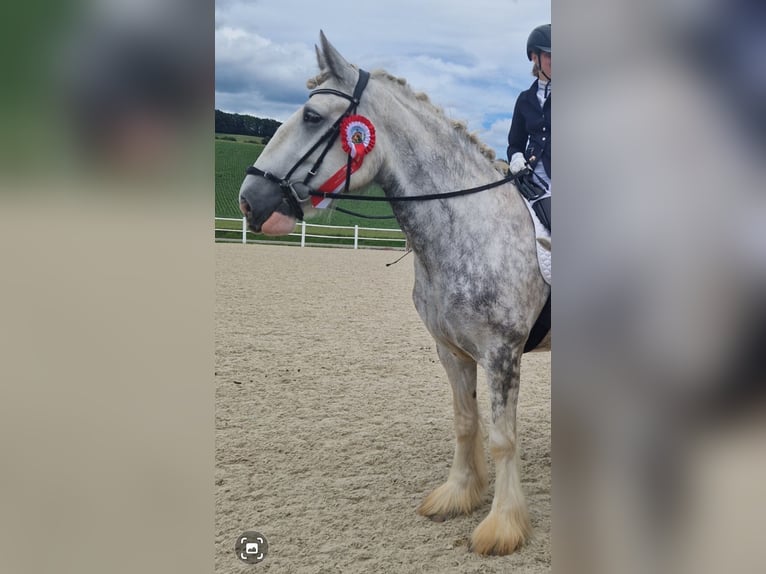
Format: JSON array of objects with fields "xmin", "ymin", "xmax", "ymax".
[{"xmin": 509, "ymin": 152, "xmax": 528, "ymax": 175}]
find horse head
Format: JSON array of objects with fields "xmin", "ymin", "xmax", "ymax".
[{"xmin": 238, "ymin": 32, "xmax": 385, "ymax": 235}]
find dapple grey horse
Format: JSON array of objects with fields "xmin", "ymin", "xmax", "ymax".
[{"xmin": 238, "ymin": 32, "xmax": 550, "ymax": 555}]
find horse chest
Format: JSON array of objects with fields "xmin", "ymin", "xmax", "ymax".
[{"xmin": 412, "ymin": 268, "xmax": 511, "ymax": 352}]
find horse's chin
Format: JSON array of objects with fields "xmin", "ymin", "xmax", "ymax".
[{"xmin": 261, "ymin": 211, "xmax": 297, "ymax": 236}]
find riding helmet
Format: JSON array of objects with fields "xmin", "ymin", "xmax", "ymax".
[{"xmin": 526, "ymin": 24, "xmax": 551, "ymax": 60}]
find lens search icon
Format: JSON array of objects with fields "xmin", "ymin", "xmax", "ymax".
[{"xmin": 235, "ymin": 531, "xmax": 268, "ymax": 564}]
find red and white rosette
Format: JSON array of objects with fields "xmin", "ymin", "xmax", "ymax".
[
  {"xmin": 340, "ymin": 115, "xmax": 376, "ymax": 159},
  {"xmin": 314, "ymin": 115, "xmax": 376, "ymax": 208}
]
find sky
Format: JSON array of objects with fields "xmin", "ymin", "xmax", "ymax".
[{"xmin": 215, "ymin": 0, "xmax": 551, "ymax": 159}]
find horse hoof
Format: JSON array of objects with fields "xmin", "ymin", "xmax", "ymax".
[
  {"xmin": 417, "ymin": 479, "xmax": 486, "ymax": 519},
  {"xmin": 470, "ymin": 508, "xmax": 530, "ymax": 556}
]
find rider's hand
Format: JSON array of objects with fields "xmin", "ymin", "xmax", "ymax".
[{"xmin": 509, "ymin": 152, "xmax": 528, "ymax": 175}]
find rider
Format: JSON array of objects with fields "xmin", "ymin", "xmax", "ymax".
[{"xmin": 507, "ymin": 23, "xmax": 551, "ymax": 231}]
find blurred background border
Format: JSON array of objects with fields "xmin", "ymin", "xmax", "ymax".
[{"xmin": 0, "ymin": 1, "xmax": 763, "ymax": 573}]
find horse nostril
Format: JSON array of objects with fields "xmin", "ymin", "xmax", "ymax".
[{"xmin": 239, "ymin": 199, "xmax": 251, "ymax": 216}]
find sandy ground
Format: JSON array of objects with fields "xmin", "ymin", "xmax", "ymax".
[{"xmin": 215, "ymin": 243, "xmax": 550, "ymax": 573}]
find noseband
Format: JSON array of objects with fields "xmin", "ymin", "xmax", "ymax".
[{"xmin": 245, "ymin": 69, "xmax": 371, "ymax": 221}]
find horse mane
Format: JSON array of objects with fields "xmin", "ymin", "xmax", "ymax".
[{"xmin": 306, "ymin": 68, "xmax": 497, "ymax": 163}]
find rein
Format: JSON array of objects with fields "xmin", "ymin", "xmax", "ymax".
[
  {"xmin": 310, "ymin": 174, "xmax": 515, "ymax": 203},
  {"xmin": 244, "ymin": 68, "xmax": 549, "ymax": 221},
  {"xmin": 311, "ymin": 175, "xmax": 516, "ymax": 220},
  {"xmin": 325, "ymin": 169, "xmax": 549, "ymax": 220}
]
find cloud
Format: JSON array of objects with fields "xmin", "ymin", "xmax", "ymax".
[
  {"xmin": 215, "ymin": 0, "xmax": 550, "ymax": 158},
  {"xmin": 481, "ymin": 116, "xmax": 516, "ymax": 158},
  {"xmin": 215, "ymin": 26, "xmax": 315, "ymax": 103}
]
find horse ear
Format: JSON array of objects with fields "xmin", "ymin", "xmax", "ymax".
[
  {"xmin": 315, "ymin": 44, "xmax": 327, "ymax": 71},
  {"xmin": 318, "ymin": 30, "xmax": 356, "ymax": 86}
]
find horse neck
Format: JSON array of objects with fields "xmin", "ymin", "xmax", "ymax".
[
  {"xmin": 375, "ymin": 97, "xmax": 490, "ymax": 197},
  {"xmin": 370, "ymin": 90, "xmax": 532, "ymax": 260}
]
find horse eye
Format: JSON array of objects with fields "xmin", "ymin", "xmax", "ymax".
[{"xmin": 303, "ymin": 109, "xmax": 322, "ymax": 124}]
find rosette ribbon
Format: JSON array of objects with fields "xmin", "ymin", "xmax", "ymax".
[{"xmin": 313, "ymin": 115, "xmax": 376, "ymax": 208}]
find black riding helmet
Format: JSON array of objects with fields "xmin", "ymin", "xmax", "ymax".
[{"xmin": 526, "ymin": 24, "xmax": 551, "ymax": 60}]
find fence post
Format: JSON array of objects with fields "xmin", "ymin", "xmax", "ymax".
[
  {"xmin": 242, "ymin": 217, "xmax": 247, "ymax": 244},
  {"xmin": 301, "ymin": 220, "xmax": 306, "ymax": 247},
  {"xmin": 354, "ymin": 225, "xmax": 359, "ymax": 249}
]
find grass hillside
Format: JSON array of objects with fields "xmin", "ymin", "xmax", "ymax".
[
  {"xmin": 215, "ymin": 137, "xmax": 399, "ymax": 229},
  {"xmin": 215, "ymin": 139, "xmax": 261, "ymax": 217}
]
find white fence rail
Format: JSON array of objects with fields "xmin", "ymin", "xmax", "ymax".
[{"xmin": 215, "ymin": 217, "xmax": 407, "ymax": 250}]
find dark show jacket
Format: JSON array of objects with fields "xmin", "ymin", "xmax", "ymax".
[{"xmin": 507, "ymin": 79, "xmax": 551, "ymax": 179}]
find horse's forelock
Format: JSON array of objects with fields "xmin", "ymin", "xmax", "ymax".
[{"xmin": 306, "ymin": 71, "xmax": 330, "ymax": 90}]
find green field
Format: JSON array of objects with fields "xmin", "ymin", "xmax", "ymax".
[
  {"xmin": 214, "ymin": 133, "xmax": 266, "ymax": 144},
  {"xmin": 215, "ymin": 137, "xmax": 402, "ymax": 245},
  {"xmin": 215, "ymin": 139, "xmax": 262, "ymax": 217}
]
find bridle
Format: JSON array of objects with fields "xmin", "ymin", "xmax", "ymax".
[
  {"xmin": 244, "ymin": 68, "xmax": 548, "ymax": 221},
  {"xmin": 245, "ymin": 69, "xmax": 371, "ymax": 221}
]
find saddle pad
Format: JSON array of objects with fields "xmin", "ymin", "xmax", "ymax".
[
  {"xmin": 522, "ymin": 198, "xmax": 551, "ymax": 285},
  {"xmin": 520, "ymin": 193, "xmax": 551, "ymax": 353}
]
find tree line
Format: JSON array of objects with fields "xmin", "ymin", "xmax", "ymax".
[{"xmin": 215, "ymin": 109, "xmax": 282, "ymax": 138}]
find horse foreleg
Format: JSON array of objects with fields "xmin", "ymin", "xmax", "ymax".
[
  {"xmin": 417, "ymin": 343, "xmax": 487, "ymax": 520},
  {"xmin": 471, "ymin": 348, "xmax": 531, "ymax": 555}
]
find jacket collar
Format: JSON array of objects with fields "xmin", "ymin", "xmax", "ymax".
[{"xmin": 526, "ymin": 78, "xmax": 550, "ymax": 111}]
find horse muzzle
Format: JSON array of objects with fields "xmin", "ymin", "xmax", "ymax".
[{"xmin": 239, "ymin": 176, "xmax": 307, "ymax": 235}]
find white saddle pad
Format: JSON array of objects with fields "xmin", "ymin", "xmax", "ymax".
[{"xmin": 523, "ymin": 199, "xmax": 551, "ymax": 285}]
